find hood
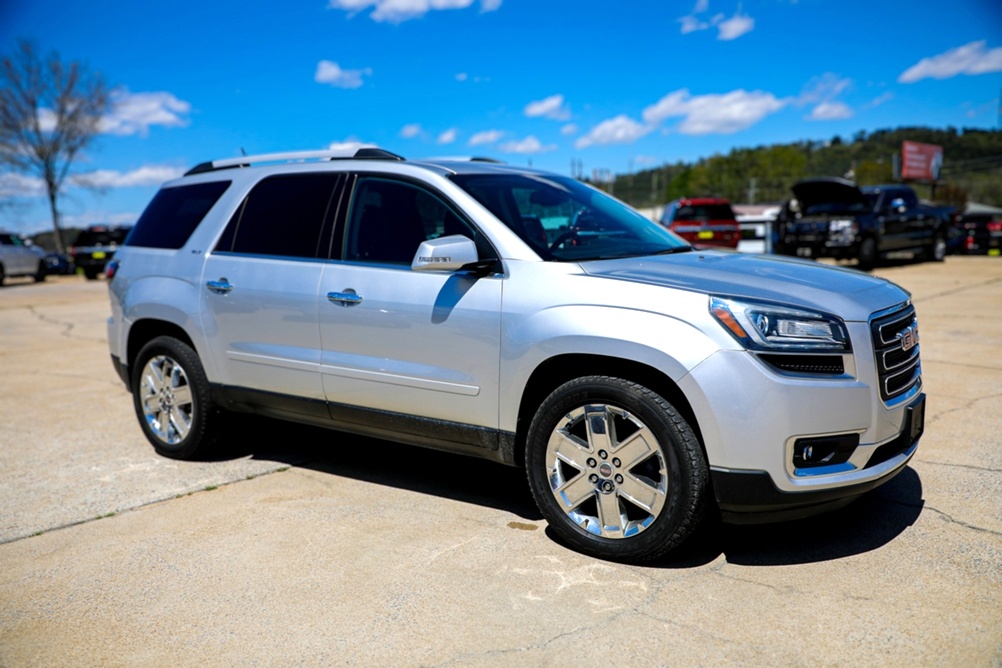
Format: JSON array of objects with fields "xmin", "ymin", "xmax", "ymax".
[
  {"xmin": 791, "ymin": 177, "xmax": 867, "ymax": 211},
  {"xmin": 580, "ymin": 251, "xmax": 908, "ymax": 321}
]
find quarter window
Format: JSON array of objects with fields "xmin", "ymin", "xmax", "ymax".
[{"xmin": 127, "ymin": 181, "xmax": 231, "ymax": 249}]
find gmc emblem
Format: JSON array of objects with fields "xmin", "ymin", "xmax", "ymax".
[{"xmin": 899, "ymin": 324, "xmax": 919, "ymax": 351}]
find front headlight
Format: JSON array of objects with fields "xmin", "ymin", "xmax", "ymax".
[{"xmin": 710, "ymin": 297, "xmax": 851, "ymax": 352}]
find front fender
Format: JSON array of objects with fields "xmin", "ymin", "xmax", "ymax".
[{"xmin": 498, "ymin": 300, "xmax": 726, "ymax": 431}]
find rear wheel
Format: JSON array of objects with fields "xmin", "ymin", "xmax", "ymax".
[
  {"xmin": 927, "ymin": 233, "xmax": 947, "ymax": 262},
  {"xmin": 84, "ymin": 267, "xmax": 100, "ymax": 280},
  {"xmin": 857, "ymin": 236, "xmax": 878, "ymax": 270},
  {"xmin": 33, "ymin": 261, "xmax": 46, "ymax": 282},
  {"xmin": 131, "ymin": 336, "xmax": 221, "ymax": 459},
  {"xmin": 525, "ymin": 376, "xmax": 708, "ymax": 562}
]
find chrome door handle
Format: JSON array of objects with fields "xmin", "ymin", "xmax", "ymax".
[
  {"xmin": 206, "ymin": 278, "xmax": 233, "ymax": 294},
  {"xmin": 327, "ymin": 290, "xmax": 363, "ymax": 306}
]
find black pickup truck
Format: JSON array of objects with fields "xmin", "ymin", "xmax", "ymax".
[{"xmin": 775, "ymin": 178, "xmax": 954, "ymax": 269}]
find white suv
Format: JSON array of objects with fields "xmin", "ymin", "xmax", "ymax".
[{"xmin": 106, "ymin": 148, "xmax": 925, "ymax": 562}]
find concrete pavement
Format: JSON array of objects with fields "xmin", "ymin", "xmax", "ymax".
[{"xmin": 0, "ymin": 259, "xmax": 999, "ymax": 666}]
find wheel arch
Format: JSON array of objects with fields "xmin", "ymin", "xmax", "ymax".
[
  {"xmin": 125, "ymin": 319, "xmax": 198, "ymax": 390},
  {"xmin": 512, "ymin": 353, "xmax": 705, "ymax": 469}
]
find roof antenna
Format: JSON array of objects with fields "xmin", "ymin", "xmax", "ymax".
[{"xmin": 240, "ymin": 147, "xmax": 247, "ymax": 157}]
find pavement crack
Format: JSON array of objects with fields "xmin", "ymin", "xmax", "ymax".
[
  {"xmin": 914, "ymin": 459, "xmax": 1002, "ymax": 475},
  {"xmin": 924, "ymin": 505, "xmax": 1002, "ymax": 537},
  {"xmin": 914, "ymin": 276, "xmax": 1002, "ymax": 303}
]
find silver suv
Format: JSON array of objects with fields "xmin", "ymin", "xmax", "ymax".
[
  {"xmin": 106, "ymin": 148, "xmax": 925, "ymax": 562},
  {"xmin": 0, "ymin": 231, "xmax": 47, "ymax": 285}
]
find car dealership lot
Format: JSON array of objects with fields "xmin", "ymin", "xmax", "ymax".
[{"xmin": 1, "ymin": 260, "xmax": 1000, "ymax": 666}]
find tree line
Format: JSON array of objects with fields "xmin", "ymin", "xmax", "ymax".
[{"xmin": 607, "ymin": 127, "xmax": 1002, "ymax": 210}]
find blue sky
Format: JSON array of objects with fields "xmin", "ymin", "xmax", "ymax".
[{"xmin": 1, "ymin": 0, "xmax": 1001, "ymax": 235}]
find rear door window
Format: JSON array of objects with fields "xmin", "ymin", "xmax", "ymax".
[{"xmin": 216, "ymin": 174, "xmax": 341, "ymax": 259}]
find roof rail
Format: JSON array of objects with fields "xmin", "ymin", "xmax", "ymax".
[{"xmin": 184, "ymin": 147, "xmax": 405, "ymax": 176}]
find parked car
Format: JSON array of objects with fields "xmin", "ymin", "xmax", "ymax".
[
  {"xmin": 948, "ymin": 212, "xmax": 1002, "ymax": 256},
  {"xmin": 0, "ymin": 231, "xmax": 47, "ymax": 285},
  {"xmin": 44, "ymin": 252, "xmax": 75, "ymax": 275},
  {"xmin": 107, "ymin": 147, "xmax": 925, "ymax": 562},
  {"xmin": 70, "ymin": 225, "xmax": 131, "ymax": 279},
  {"xmin": 775, "ymin": 178, "xmax": 953, "ymax": 269},
  {"xmin": 659, "ymin": 197, "xmax": 741, "ymax": 249}
]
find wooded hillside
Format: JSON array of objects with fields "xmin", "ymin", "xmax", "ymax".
[{"xmin": 608, "ymin": 126, "xmax": 1002, "ymax": 210}]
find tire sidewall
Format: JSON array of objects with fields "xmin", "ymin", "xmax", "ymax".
[
  {"xmin": 131, "ymin": 335, "xmax": 215, "ymax": 459},
  {"xmin": 525, "ymin": 376, "xmax": 706, "ymax": 562}
]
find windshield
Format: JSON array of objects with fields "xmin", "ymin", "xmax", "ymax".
[
  {"xmin": 450, "ymin": 173, "xmax": 689, "ymax": 261},
  {"xmin": 675, "ymin": 204, "xmax": 735, "ymax": 221}
]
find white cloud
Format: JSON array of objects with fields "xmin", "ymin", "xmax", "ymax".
[
  {"xmin": 866, "ymin": 92, "xmax": 894, "ymax": 109},
  {"xmin": 692, "ymin": 0, "xmax": 709, "ymax": 13},
  {"xmin": 524, "ymin": 94, "xmax": 570, "ymax": 120},
  {"xmin": 400, "ymin": 123, "xmax": 423, "ymax": 138},
  {"xmin": 71, "ymin": 165, "xmax": 186, "ymax": 189},
  {"xmin": 468, "ymin": 129, "xmax": 504, "ymax": 146},
  {"xmin": 315, "ymin": 60, "xmax": 372, "ymax": 88},
  {"xmin": 437, "ymin": 128, "xmax": 458, "ymax": 144},
  {"xmin": 808, "ymin": 102, "xmax": 853, "ymax": 121},
  {"xmin": 678, "ymin": 15, "xmax": 708, "ymax": 34},
  {"xmin": 499, "ymin": 135, "xmax": 556, "ymax": 154},
  {"xmin": 328, "ymin": 138, "xmax": 375, "ymax": 151},
  {"xmin": 898, "ymin": 40, "xmax": 1002, "ymax": 83},
  {"xmin": 560, "ymin": 123, "xmax": 578, "ymax": 136},
  {"xmin": 328, "ymin": 0, "xmax": 498, "ymax": 23},
  {"xmin": 98, "ymin": 91, "xmax": 191, "ymax": 136},
  {"xmin": 0, "ymin": 172, "xmax": 46, "ymax": 198},
  {"xmin": 797, "ymin": 73, "xmax": 854, "ymax": 120},
  {"xmin": 643, "ymin": 88, "xmax": 787, "ymax": 135},
  {"xmin": 575, "ymin": 115, "xmax": 651, "ymax": 149},
  {"xmin": 716, "ymin": 11, "xmax": 754, "ymax": 40},
  {"xmin": 455, "ymin": 72, "xmax": 468, "ymax": 81}
]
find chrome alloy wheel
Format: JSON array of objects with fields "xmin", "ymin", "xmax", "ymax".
[
  {"xmin": 545, "ymin": 403, "xmax": 668, "ymax": 539},
  {"xmin": 138, "ymin": 354, "xmax": 194, "ymax": 445}
]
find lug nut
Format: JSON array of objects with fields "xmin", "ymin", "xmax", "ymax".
[
  {"xmin": 587, "ymin": 458, "xmax": 597, "ymax": 468},
  {"xmin": 589, "ymin": 474, "xmax": 599, "ymax": 483},
  {"xmin": 602, "ymin": 480, "xmax": 615, "ymax": 492},
  {"xmin": 598, "ymin": 450, "xmax": 608, "ymax": 459},
  {"xmin": 615, "ymin": 474, "xmax": 624, "ymax": 484},
  {"xmin": 612, "ymin": 458, "xmax": 621, "ymax": 467}
]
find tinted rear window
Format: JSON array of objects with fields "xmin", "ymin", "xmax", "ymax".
[
  {"xmin": 675, "ymin": 204, "xmax": 735, "ymax": 221},
  {"xmin": 76, "ymin": 229, "xmax": 129, "ymax": 246},
  {"xmin": 126, "ymin": 181, "xmax": 231, "ymax": 249}
]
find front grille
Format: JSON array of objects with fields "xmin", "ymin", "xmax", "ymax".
[{"xmin": 870, "ymin": 304, "xmax": 921, "ymax": 403}]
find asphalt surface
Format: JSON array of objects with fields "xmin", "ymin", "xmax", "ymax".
[{"xmin": 1, "ymin": 258, "xmax": 1000, "ymax": 667}]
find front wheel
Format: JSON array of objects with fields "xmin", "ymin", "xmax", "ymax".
[
  {"xmin": 131, "ymin": 336, "xmax": 221, "ymax": 459},
  {"xmin": 525, "ymin": 376, "xmax": 709, "ymax": 562},
  {"xmin": 927, "ymin": 234, "xmax": 947, "ymax": 262},
  {"xmin": 857, "ymin": 236, "xmax": 878, "ymax": 270},
  {"xmin": 33, "ymin": 261, "xmax": 46, "ymax": 282}
]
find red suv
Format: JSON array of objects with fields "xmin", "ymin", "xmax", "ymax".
[{"xmin": 659, "ymin": 197, "xmax": 741, "ymax": 249}]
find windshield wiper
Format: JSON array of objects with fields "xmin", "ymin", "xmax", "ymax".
[{"xmin": 653, "ymin": 247, "xmax": 694, "ymax": 255}]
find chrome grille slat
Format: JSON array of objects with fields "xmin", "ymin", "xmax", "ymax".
[{"xmin": 870, "ymin": 304, "xmax": 922, "ymax": 403}]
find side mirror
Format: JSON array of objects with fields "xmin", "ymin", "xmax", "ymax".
[
  {"xmin": 411, "ymin": 235, "xmax": 479, "ymax": 273},
  {"xmin": 890, "ymin": 197, "xmax": 906, "ymax": 213}
]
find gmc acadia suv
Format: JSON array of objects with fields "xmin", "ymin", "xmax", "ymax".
[{"xmin": 106, "ymin": 148, "xmax": 925, "ymax": 562}]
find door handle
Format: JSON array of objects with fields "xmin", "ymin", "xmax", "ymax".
[
  {"xmin": 327, "ymin": 290, "xmax": 363, "ymax": 306},
  {"xmin": 206, "ymin": 278, "xmax": 233, "ymax": 294}
]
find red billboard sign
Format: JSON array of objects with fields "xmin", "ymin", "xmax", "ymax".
[{"xmin": 901, "ymin": 141, "xmax": 943, "ymax": 181}]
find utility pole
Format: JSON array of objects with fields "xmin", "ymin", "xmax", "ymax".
[{"xmin": 747, "ymin": 177, "xmax": 757, "ymax": 204}]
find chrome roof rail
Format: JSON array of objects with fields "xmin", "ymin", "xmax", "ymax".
[{"xmin": 185, "ymin": 147, "xmax": 404, "ymax": 175}]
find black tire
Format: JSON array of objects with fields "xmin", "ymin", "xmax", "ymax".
[
  {"xmin": 0, "ymin": 264, "xmax": 5, "ymax": 287},
  {"xmin": 857, "ymin": 236, "xmax": 878, "ymax": 271},
  {"xmin": 33, "ymin": 261, "xmax": 46, "ymax": 282},
  {"xmin": 83, "ymin": 267, "xmax": 100, "ymax": 280},
  {"xmin": 525, "ymin": 376, "xmax": 708, "ymax": 563},
  {"xmin": 927, "ymin": 234, "xmax": 947, "ymax": 263},
  {"xmin": 131, "ymin": 335, "xmax": 221, "ymax": 459}
]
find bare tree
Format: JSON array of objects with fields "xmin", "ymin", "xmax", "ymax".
[{"xmin": 0, "ymin": 40, "xmax": 111, "ymax": 252}]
